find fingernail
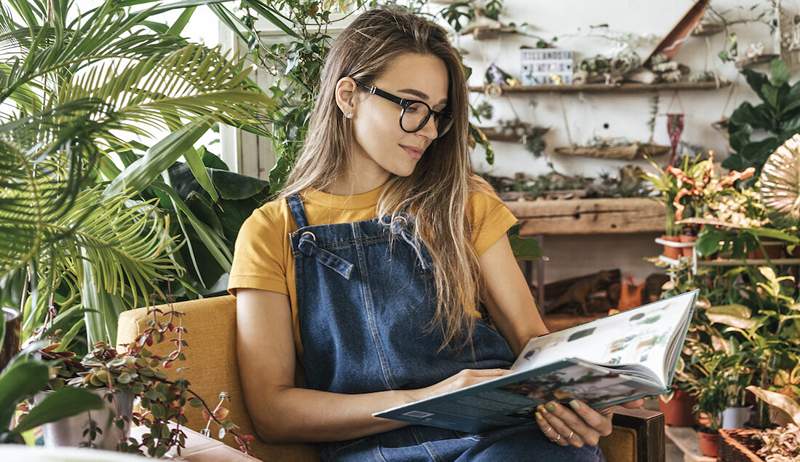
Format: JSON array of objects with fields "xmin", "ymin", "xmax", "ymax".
[
  {"xmin": 569, "ymin": 400, "xmax": 581, "ymax": 410},
  {"xmin": 545, "ymin": 402, "xmax": 557, "ymax": 412},
  {"xmin": 537, "ymin": 405, "xmax": 547, "ymax": 414},
  {"xmin": 534, "ymin": 411, "xmax": 542, "ymax": 420}
]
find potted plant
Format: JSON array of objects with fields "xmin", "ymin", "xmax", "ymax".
[
  {"xmin": 0, "ymin": 347, "xmax": 105, "ymax": 445},
  {"xmin": 32, "ymin": 304, "xmax": 255, "ymax": 457},
  {"xmin": 644, "ymin": 158, "xmax": 684, "ymax": 259}
]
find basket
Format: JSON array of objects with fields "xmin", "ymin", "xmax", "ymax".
[{"xmin": 718, "ymin": 429, "xmax": 764, "ymax": 462}]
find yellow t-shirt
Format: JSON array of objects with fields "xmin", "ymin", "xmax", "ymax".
[{"xmin": 227, "ymin": 180, "xmax": 518, "ymax": 354}]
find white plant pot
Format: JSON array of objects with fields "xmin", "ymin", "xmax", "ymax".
[
  {"xmin": 721, "ymin": 405, "xmax": 752, "ymax": 429},
  {"xmin": 37, "ymin": 389, "xmax": 134, "ymax": 450}
]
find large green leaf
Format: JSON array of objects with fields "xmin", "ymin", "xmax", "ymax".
[
  {"xmin": 747, "ymin": 385, "xmax": 800, "ymax": 426},
  {"xmin": 14, "ymin": 387, "xmax": 105, "ymax": 433},
  {"xmin": 0, "ymin": 360, "xmax": 48, "ymax": 430},
  {"xmin": 210, "ymin": 169, "xmax": 269, "ymax": 200},
  {"xmin": 105, "ymin": 118, "xmax": 212, "ymax": 196}
]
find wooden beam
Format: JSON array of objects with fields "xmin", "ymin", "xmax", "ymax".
[{"xmin": 505, "ymin": 198, "xmax": 666, "ymax": 236}]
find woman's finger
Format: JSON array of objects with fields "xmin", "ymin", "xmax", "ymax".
[
  {"xmin": 619, "ymin": 399, "xmax": 645, "ymax": 409},
  {"xmin": 566, "ymin": 400, "xmax": 614, "ymax": 437},
  {"xmin": 538, "ymin": 403, "xmax": 597, "ymax": 447},
  {"xmin": 534, "ymin": 411, "xmax": 569, "ymax": 446}
]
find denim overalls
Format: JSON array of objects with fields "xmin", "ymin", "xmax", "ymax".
[{"xmin": 287, "ymin": 193, "xmax": 602, "ymax": 461}]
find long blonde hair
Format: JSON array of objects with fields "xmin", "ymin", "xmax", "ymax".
[{"xmin": 280, "ymin": 6, "xmax": 492, "ymax": 353}]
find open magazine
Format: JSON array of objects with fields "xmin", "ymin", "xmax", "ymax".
[{"xmin": 374, "ymin": 290, "xmax": 699, "ymax": 433}]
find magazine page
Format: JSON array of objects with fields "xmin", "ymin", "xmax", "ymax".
[
  {"xmin": 511, "ymin": 291, "xmax": 698, "ymax": 386},
  {"xmin": 375, "ymin": 359, "xmax": 666, "ymax": 433}
]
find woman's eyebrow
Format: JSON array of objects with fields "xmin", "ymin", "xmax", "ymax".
[{"xmin": 398, "ymin": 88, "xmax": 448, "ymax": 105}]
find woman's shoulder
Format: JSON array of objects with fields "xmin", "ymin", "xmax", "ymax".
[
  {"xmin": 466, "ymin": 174, "xmax": 505, "ymax": 213},
  {"xmin": 241, "ymin": 196, "xmax": 294, "ymax": 234}
]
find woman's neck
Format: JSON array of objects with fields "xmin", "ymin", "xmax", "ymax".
[{"xmin": 323, "ymin": 148, "xmax": 391, "ymax": 195}]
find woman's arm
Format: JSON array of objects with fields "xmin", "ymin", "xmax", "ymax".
[
  {"xmin": 478, "ymin": 234, "xmax": 549, "ymax": 356},
  {"xmin": 236, "ymin": 288, "xmax": 507, "ymax": 443},
  {"xmin": 478, "ymin": 235, "xmax": 644, "ymax": 448}
]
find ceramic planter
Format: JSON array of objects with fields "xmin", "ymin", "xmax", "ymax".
[
  {"xmin": 678, "ymin": 234, "xmax": 697, "ymax": 258},
  {"xmin": 658, "ymin": 389, "xmax": 696, "ymax": 426},
  {"xmin": 697, "ymin": 429, "xmax": 720, "ymax": 458},
  {"xmin": 660, "ymin": 235, "xmax": 682, "ymax": 259},
  {"xmin": 38, "ymin": 389, "xmax": 134, "ymax": 450},
  {"xmin": 722, "ymin": 406, "xmax": 752, "ymax": 429}
]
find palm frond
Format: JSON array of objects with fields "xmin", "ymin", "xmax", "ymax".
[
  {"xmin": 56, "ymin": 44, "xmax": 273, "ymax": 137},
  {"xmin": 0, "ymin": 101, "xmax": 110, "ymax": 274}
]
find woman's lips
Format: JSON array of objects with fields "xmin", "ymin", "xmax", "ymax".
[{"xmin": 400, "ymin": 145, "xmax": 423, "ymax": 160}]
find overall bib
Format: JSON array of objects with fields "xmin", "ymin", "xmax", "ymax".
[{"xmin": 287, "ymin": 193, "xmax": 602, "ymax": 461}]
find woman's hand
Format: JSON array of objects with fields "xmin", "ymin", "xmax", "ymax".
[
  {"xmin": 534, "ymin": 399, "xmax": 645, "ymax": 447},
  {"xmin": 412, "ymin": 368, "xmax": 511, "ymax": 401}
]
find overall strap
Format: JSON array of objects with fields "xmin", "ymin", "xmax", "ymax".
[{"xmin": 286, "ymin": 193, "xmax": 310, "ymax": 229}]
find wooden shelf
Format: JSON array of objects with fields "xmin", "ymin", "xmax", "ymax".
[
  {"xmin": 505, "ymin": 197, "xmax": 665, "ymax": 236},
  {"xmin": 470, "ymin": 81, "xmax": 730, "ymax": 94}
]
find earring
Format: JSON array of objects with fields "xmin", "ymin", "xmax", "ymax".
[{"xmin": 345, "ymin": 112, "xmax": 352, "ymax": 119}]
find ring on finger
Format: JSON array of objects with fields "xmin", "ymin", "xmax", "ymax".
[
  {"xmin": 553, "ymin": 433, "xmax": 562, "ymax": 443},
  {"xmin": 567, "ymin": 431, "xmax": 575, "ymax": 441}
]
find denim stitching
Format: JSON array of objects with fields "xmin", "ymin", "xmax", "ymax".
[{"xmin": 351, "ymin": 222, "xmax": 396, "ymax": 389}]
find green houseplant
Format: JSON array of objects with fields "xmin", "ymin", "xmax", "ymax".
[
  {"xmin": 0, "ymin": 0, "xmax": 274, "ymax": 353},
  {"xmin": 724, "ymin": 59, "xmax": 800, "ymax": 179}
]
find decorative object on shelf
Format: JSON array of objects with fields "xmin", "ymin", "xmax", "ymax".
[
  {"xmin": 484, "ymin": 62, "xmax": 520, "ymax": 88},
  {"xmin": 543, "ymin": 269, "xmax": 619, "ymax": 315},
  {"xmin": 759, "ymin": 133, "xmax": 800, "ymax": 227},
  {"xmin": 667, "ymin": 113, "xmax": 685, "ymax": 166},
  {"xmin": 736, "ymin": 42, "xmax": 779, "ymax": 69},
  {"xmin": 555, "ymin": 138, "xmax": 669, "ymax": 160},
  {"xmin": 478, "ymin": 120, "xmax": 549, "ymax": 156},
  {"xmin": 484, "ymin": 164, "xmax": 652, "ymax": 201},
  {"xmin": 645, "ymin": 0, "xmax": 709, "ymax": 63},
  {"xmin": 692, "ymin": 14, "xmax": 725, "ymax": 37},
  {"xmin": 468, "ymin": 80, "xmax": 730, "ymax": 93},
  {"xmin": 574, "ymin": 50, "xmax": 641, "ymax": 85},
  {"xmin": 520, "ymin": 48, "xmax": 573, "ymax": 85}
]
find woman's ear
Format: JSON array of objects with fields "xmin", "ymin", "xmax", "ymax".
[{"xmin": 335, "ymin": 77, "xmax": 358, "ymax": 119}]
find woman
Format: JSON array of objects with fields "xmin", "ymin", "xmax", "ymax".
[{"xmin": 230, "ymin": 6, "xmax": 640, "ymax": 461}]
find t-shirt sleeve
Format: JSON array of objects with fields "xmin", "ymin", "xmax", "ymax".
[
  {"xmin": 470, "ymin": 189, "xmax": 519, "ymax": 256},
  {"xmin": 227, "ymin": 208, "xmax": 289, "ymax": 296}
]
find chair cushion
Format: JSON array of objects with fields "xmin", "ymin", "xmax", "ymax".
[{"xmin": 117, "ymin": 296, "xmax": 318, "ymax": 461}]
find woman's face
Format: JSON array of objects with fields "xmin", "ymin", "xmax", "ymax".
[{"xmin": 345, "ymin": 53, "xmax": 449, "ymax": 178}]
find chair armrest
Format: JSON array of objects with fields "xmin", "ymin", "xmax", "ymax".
[{"xmin": 612, "ymin": 408, "xmax": 665, "ymax": 462}]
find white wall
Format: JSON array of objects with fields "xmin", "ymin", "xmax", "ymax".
[
  {"xmin": 458, "ymin": 0, "xmax": 800, "ymax": 284},
  {"xmin": 465, "ymin": 0, "xmax": 798, "ymax": 179}
]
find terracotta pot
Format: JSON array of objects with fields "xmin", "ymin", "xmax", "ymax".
[
  {"xmin": 678, "ymin": 235, "xmax": 697, "ymax": 258},
  {"xmin": 747, "ymin": 241, "xmax": 786, "ymax": 259},
  {"xmin": 661, "ymin": 235, "xmax": 682, "ymax": 260},
  {"xmin": 697, "ymin": 429, "xmax": 720, "ymax": 458},
  {"xmin": 658, "ymin": 389, "xmax": 696, "ymax": 426}
]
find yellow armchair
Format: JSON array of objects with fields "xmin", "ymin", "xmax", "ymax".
[{"xmin": 117, "ymin": 296, "xmax": 663, "ymax": 462}]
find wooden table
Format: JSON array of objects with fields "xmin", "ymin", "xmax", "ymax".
[{"xmin": 505, "ymin": 198, "xmax": 666, "ymax": 311}]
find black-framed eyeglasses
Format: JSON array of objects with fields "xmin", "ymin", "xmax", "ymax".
[{"xmin": 351, "ymin": 78, "xmax": 453, "ymax": 138}]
